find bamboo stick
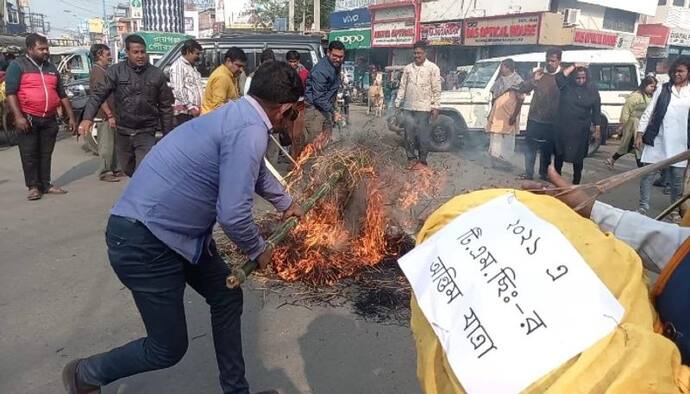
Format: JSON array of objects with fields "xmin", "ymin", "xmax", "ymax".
[
  {"xmin": 226, "ymin": 169, "xmax": 346, "ymax": 288},
  {"xmin": 270, "ymin": 133, "xmax": 299, "ymax": 168},
  {"xmin": 655, "ymin": 194, "xmax": 690, "ymax": 221}
]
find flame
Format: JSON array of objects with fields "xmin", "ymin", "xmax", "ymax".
[
  {"xmin": 272, "ymin": 146, "xmax": 394, "ymax": 285},
  {"xmin": 398, "ymin": 166, "xmax": 435, "ymax": 209}
]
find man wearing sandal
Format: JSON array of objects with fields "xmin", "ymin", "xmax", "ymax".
[{"xmin": 6, "ymin": 33, "xmax": 77, "ymax": 201}]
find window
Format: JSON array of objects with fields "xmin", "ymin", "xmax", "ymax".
[
  {"xmin": 673, "ymin": 0, "xmax": 685, "ymax": 5},
  {"xmin": 515, "ymin": 62, "xmax": 538, "ymax": 82},
  {"xmin": 659, "ymin": 0, "xmax": 666, "ymax": 5},
  {"xmin": 461, "ymin": 61, "xmax": 500, "ymax": 89},
  {"xmin": 588, "ymin": 64, "xmax": 637, "ymax": 91},
  {"xmin": 8, "ymin": 10, "xmax": 18, "ymax": 24},
  {"xmin": 196, "ymin": 47, "xmax": 217, "ymax": 78},
  {"xmin": 602, "ymin": 8, "xmax": 636, "ymax": 33}
]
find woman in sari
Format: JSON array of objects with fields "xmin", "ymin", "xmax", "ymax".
[{"xmin": 486, "ymin": 59, "xmax": 524, "ymax": 167}]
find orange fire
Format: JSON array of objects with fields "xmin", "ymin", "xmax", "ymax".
[{"xmin": 271, "ymin": 146, "xmax": 393, "ymax": 285}]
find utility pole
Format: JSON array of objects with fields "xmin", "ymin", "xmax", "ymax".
[
  {"xmin": 288, "ymin": 0, "xmax": 294, "ymax": 31},
  {"xmin": 313, "ymin": 0, "xmax": 320, "ymax": 32},
  {"xmin": 102, "ymin": 0, "xmax": 109, "ymax": 44}
]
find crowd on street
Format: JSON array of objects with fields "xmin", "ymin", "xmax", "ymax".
[{"xmin": 4, "ymin": 31, "xmax": 690, "ymax": 393}]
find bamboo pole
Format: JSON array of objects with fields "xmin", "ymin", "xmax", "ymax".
[
  {"xmin": 226, "ymin": 169, "xmax": 346, "ymax": 288},
  {"xmin": 549, "ymin": 150, "xmax": 690, "ymax": 212},
  {"xmin": 655, "ymin": 194, "xmax": 690, "ymax": 221}
]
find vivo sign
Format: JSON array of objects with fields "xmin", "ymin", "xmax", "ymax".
[{"xmin": 329, "ymin": 8, "xmax": 372, "ymax": 30}]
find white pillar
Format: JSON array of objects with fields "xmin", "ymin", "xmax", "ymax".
[
  {"xmin": 289, "ymin": 0, "xmax": 295, "ymax": 31},
  {"xmin": 314, "ymin": 0, "xmax": 320, "ymax": 32}
]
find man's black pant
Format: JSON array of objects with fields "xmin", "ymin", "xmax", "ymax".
[
  {"xmin": 116, "ymin": 132, "xmax": 156, "ymax": 177},
  {"xmin": 17, "ymin": 115, "xmax": 59, "ymax": 191},
  {"xmin": 175, "ymin": 114, "xmax": 194, "ymax": 126},
  {"xmin": 523, "ymin": 120, "xmax": 554, "ymax": 180},
  {"xmin": 78, "ymin": 215, "xmax": 249, "ymax": 393},
  {"xmin": 402, "ymin": 110, "xmax": 431, "ymax": 163},
  {"xmin": 554, "ymin": 155, "xmax": 584, "ymax": 185}
]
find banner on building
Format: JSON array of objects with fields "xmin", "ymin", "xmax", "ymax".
[
  {"xmin": 573, "ymin": 29, "xmax": 619, "ymax": 48},
  {"xmin": 134, "ymin": 31, "xmax": 190, "ymax": 54},
  {"xmin": 670, "ymin": 29, "xmax": 690, "ymax": 47},
  {"xmin": 637, "ymin": 24, "xmax": 670, "ymax": 47},
  {"xmin": 184, "ymin": 10, "xmax": 199, "ymax": 38},
  {"xmin": 329, "ymin": 28, "xmax": 371, "ymax": 49},
  {"xmin": 130, "ymin": 0, "xmax": 142, "ymax": 19},
  {"xmin": 372, "ymin": 21, "xmax": 416, "ymax": 47},
  {"xmin": 88, "ymin": 18, "xmax": 104, "ymax": 34},
  {"xmin": 335, "ymin": 0, "xmax": 374, "ymax": 11},
  {"xmin": 463, "ymin": 14, "xmax": 540, "ymax": 46},
  {"xmin": 421, "ymin": 22, "xmax": 462, "ymax": 45},
  {"xmin": 630, "ymin": 36, "xmax": 650, "ymax": 59},
  {"xmin": 329, "ymin": 8, "xmax": 371, "ymax": 30}
]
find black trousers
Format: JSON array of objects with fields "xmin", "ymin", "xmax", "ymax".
[
  {"xmin": 523, "ymin": 120, "xmax": 554, "ymax": 180},
  {"xmin": 402, "ymin": 110, "xmax": 431, "ymax": 163},
  {"xmin": 17, "ymin": 115, "xmax": 59, "ymax": 191},
  {"xmin": 175, "ymin": 113, "xmax": 194, "ymax": 126},
  {"xmin": 79, "ymin": 215, "xmax": 249, "ymax": 393},
  {"xmin": 116, "ymin": 132, "xmax": 157, "ymax": 177},
  {"xmin": 554, "ymin": 155, "xmax": 584, "ymax": 185}
]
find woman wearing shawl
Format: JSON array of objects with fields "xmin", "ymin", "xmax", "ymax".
[
  {"xmin": 605, "ymin": 75, "xmax": 657, "ymax": 169},
  {"xmin": 486, "ymin": 59, "xmax": 524, "ymax": 166},
  {"xmin": 554, "ymin": 65, "xmax": 602, "ymax": 184}
]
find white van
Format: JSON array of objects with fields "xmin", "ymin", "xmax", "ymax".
[{"xmin": 440, "ymin": 49, "xmax": 641, "ymax": 143}]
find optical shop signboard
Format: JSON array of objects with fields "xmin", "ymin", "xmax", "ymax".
[
  {"xmin": 329, "ymin": 28, "xmax": 372, "ymax": 50},
  {"xmin": 464, "ymin": 14, "xmax": 541, "ymax": 46},
  {"xmin": 398, "ymin": 193, "xmax": 624, "ymax": 393}
]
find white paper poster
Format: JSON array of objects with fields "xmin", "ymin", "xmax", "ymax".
[{"xmin": 398, "ymin": 193, "xmax": 624, "ymax": 394}]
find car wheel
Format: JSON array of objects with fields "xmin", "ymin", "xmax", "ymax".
[
  {"xmin": 0, "ymin": 109, "xmax": 18, "ymax": 146},
  {"xmin": 428, "ymin": 115, "xmax": 459, "ymax": 152},
  {"xmin": 599, "ymin": 117, "xmax": 609, "ymax": 146}
]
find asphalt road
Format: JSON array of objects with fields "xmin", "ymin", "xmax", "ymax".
[{"xmin": 0, "ymin": 109, "xmax": 671, "ymax": 394}]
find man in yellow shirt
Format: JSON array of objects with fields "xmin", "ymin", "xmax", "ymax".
[{"xmin": 201, "ymin": 47, "xmax": 247, "ymax": 114}]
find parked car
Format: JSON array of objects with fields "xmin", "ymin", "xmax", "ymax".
[
  {"xmin": 67, "ymin": 32, "xmax": 325, "ymax": 153},
  {"xmin": 439, "ymin": 49, "xmax": 642, "ymax": 156}
]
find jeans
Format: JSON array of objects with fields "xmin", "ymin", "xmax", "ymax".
[
  {"xmin": 640, "ymin": 166, "xmax": 685, "ymax": 212},
  {"xmin": 116, "ymin": 131, "xmax": 157, "ymax": 177},
  {"xmin": 402, "ymin": 110, "xmax": 431, "ymax": 163},
  {"xmin": 554, "ymin": 155, "xmax": 584, "ymax": 185},
  {"xmin": 523, "ymin": 120, "xmax": 554, "ymax": 180},
  {"xmin": 16, "ymin": 115, "xmax": 59, "ymax": 191},
  {"xmin": 78, "ymin": 215, "xmax": 249, "ymax": 393},
  {"xmin": 97, "ymin": 121, "xmax": 119, "ymax": 175}
]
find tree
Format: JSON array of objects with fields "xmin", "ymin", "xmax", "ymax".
[{"xmin": 253, "ymin": 0, "xmax": 335, "ymax": 30}]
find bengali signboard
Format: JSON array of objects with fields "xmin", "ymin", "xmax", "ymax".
[
  {"xmin": 398, "ymin": 193, "xmax": 624, "ymax": 394},
  {"xmin": 329, "ymin": 28, "xmax": 371, "ymax": 49},
  {"xmin": 372, "ymin": 20, "xmax": 416, "ymax": 47},
  {"xmin": 421, "ymin": 22, "xmax": 462, "ymax": 46},
  {"xmin": 637, "ymin": 24, "xmax": 671, "ymax": 47},
  {"xmin": 335, "ymin": 0, "xmax": 374, "ymax": 11},
  {"xmin": 329, "ymin": 8, "xmax": 371, "ymax": 30},
  {"xmin": 463, "ymin": 14, "xmax": 541, "ymax": 46},
  {"xmin": 133, "ymin": 31, "xmax": 190, "ymax": 54},
  {"xmin": 670, "ymin": 29, "xmax": 690, "ymax": 47}
]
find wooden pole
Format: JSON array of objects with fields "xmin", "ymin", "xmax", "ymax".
[{"xmin": 226, "ymin": 169, "xmax": 345, "ymax": 288}]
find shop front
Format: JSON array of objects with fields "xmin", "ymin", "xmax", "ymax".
[
  {"xmin": 369, "ymin": 1, "xmax": 418, "ymax": 67},
  {"xmin": 462, "ymin": 12, "xmax": 572, "ymax": 58},
  {"xmin": 637, "ymin": 24, "xmax": 671, "ymax": 75},
  {"xmin": 420, "ymin": 21, "xmax": 474, "ymax": 73}
]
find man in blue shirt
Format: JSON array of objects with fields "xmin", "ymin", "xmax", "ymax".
[
  {"xmin": 62, "ymin": 62, "xmax": 304, "ymax": 394},
  {"xmin": 299, "ymin": 40, "xmax": 345, "ymax": 155}
]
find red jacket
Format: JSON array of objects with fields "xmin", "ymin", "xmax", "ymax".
[{"xmin": 5, "ymin": 56, "xmax": 65, "ymax": 117}]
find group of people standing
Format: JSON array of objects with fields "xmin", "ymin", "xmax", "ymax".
[{"xmin": 487, "ymin": 48, "xmax": 690, "ymax": 219}]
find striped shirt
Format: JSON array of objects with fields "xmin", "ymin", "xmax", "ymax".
[{"xmin": 169, "ymin": 56, "xmax": 203, "ymax": 115}]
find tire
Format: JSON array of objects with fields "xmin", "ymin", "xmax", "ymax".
[
  {"xmin": 599, "ymin": 117, "xmax": 609, "ymax": 146},
  {"xmin": 427, "ymin": 114, "xmax": 459, "ymax": 152},
  {"xmin": 0, "ymin": 108, "xmax": 18, "ymax": 146}
]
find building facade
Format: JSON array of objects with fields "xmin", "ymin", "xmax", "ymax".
[{"xmin": 143, "ymin": 0, "xmax": 184, "ymax": 33}]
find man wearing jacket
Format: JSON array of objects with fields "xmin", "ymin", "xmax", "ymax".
[
  {"xmin": 78, "ymin": 34, "xmax": 174, "ymax": 177},
  {"xmin": 6, "ymin": 33, "xmax": 77, "ymax": 201},
  {"xmin": 301, "ymin": 40, "xmax": 345, "ymax": 153}
]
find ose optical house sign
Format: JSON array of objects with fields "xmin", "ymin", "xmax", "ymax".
[{"xmin": 329, "ymin": 29, "xmax": 372, "ymax": 49}]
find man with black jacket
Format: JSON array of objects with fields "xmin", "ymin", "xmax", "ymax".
[{"xmin": 78, "ymin": 34, "xmax": 174, "ymax": 177}]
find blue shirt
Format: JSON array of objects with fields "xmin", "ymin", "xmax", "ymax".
[
  {"xmin": 304, "ymin": 57, "xmax": 341, "ymax": 114},
  {"xmin": 111, "ymin": 96, "xmax": 293, "ymax": 263}
]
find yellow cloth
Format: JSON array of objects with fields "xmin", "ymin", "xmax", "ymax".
[
  {"xmin": 201, "ymin": 65, "xmax": 239, "ymax": 114},
  {"xmin": 411, "ymin": 189, "xmax": 690, "ymax": 394}
]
